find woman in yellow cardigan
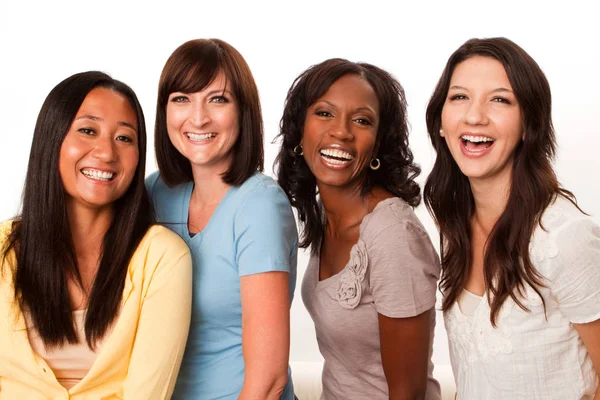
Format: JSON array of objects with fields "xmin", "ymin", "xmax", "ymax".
[{"xmin": 0, "ymin": 71, "xmax": 192, "ymax": 399}]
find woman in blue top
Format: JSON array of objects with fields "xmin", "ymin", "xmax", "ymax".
[{"xmin": 146, "ymin": 38, "xmax": 298, "ymax": 400}]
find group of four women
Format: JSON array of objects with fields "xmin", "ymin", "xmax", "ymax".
[{"xmin": 1, "ymin": 36, "xmax": 599, "ymax": 399}]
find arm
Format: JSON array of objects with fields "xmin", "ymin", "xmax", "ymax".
[
  {"xmin": 367, "ymin": 205, "xmax": 441, "ymax": 400},
  {"xmin": 573, "ymin": 319, "xmax": 600, "ymax": 400},
  {"xmin": 379, "ymin": 308, "xmax": 434, "ymax": 400},
  {"xmin": 239, "ymin": 271, "xmax": 290, "ymax": 400},
  {"xmin": 123, "ymin": 233, "xmax": 193, "ymax": 400}
]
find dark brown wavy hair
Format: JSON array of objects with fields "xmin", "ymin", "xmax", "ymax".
[
  {"xmin": 2, "ymin": 71, "xmax": 153, "ymax": 349},
  {"xmin": 424, "ymin": 37, "xmax": 576, "ymax": 325},
  {"xmin": 275, "ymin": 58, "xmax": 421, "ymax": 252},
  {"xmin": 155, "ymin": 38, "xmax": 264, "ymax": 187}
]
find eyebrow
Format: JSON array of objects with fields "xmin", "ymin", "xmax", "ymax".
[
  {"xmin": 206, "ymin": 89, "xmax": 233, "ymax": 97},
  {"xmin": 449, "ymin": 85, "xmax": 513, "ymax": 93},
  {"xmin": 76, "ymin": 114, "xmax": 137, "ymax": 131},
  {"xmin": 318, "ymin": 100, "xmax": 377, "ymax": 114}
]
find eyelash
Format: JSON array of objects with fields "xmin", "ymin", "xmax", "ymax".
[
  {"xmin": 354, "ymin": 118, "xmax": 372, "ymax": 126},
  {"xmin": 210, "ymin": 95, "xmax": 229, "ymax": 103},
  {"xmin": 171, "ymin": 95, "xmax": 189, "ymax": 103},
  {"xmin": 78, "ymin": 127, "xmax": 95, "ymax": 135},
  {"xmin": 315, "ymin": 110, "xmax": 332, "ymax": 117},
  {"xmin": 449, "ymin": 94, "xmax": 512, "ymax": 104}
]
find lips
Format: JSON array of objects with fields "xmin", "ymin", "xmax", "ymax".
[{"xmin": 319, "ymin": 147, "xmax": 355, "ymax": 167}]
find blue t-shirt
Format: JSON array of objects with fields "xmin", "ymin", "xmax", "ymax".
[{"xmin": 146, "ymin": 171, "xmax": 298, "ymax": 400}]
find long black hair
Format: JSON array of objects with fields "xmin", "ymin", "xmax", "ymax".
[{"xmin": 2, "ymin": 71, "xmax": 154, "ymax": 348}]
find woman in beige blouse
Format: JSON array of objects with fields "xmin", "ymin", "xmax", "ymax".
[{"xmin": 276, "ymin": 58, "xmax": 441, "ymax": 400}]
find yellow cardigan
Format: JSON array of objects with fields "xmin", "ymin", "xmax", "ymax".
[{"xmin": 0, "ymin": 221, "xmax": 192, "ymax": 399}]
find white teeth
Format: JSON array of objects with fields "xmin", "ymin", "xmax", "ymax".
[
  {"xmin": 81, "ymin": 169, "xmax": 115, "ymax": 181},
  {"xmin": 187, "ymin": 132, "xmax": 216, "ymax": 141},
  {"xmin": 461, "ymin": 135, "xmax": 494, "ymax": 143},
  {"xmin": 319, "ymin": 148, "xmax": 354, "ymax": 161}
]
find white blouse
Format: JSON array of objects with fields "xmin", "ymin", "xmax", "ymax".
[{"xmin": 445, "ymin": 196, "xmax": 600, "ymax": 399}]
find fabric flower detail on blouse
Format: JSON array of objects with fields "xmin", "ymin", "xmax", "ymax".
[
  {"xmin": 530, "ymin": 206, "xmax": 563, "ymax": 264},
  {"xmin": 336, "ymin": 239, "xmax": 368, "ymax": 309}
]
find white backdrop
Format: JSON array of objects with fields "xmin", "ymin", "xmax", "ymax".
[{"xmin": 1, "ymin": 1, "xmax": 598, "ymax": 368}]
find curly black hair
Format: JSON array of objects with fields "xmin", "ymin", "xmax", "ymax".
[{"xmin": 274, "ymin": 58, "xmax": 421, "ymax": 252}]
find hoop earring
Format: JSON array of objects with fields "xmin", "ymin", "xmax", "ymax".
[
  {"xmin": 369, "ymin": 158, "xmax": 381, "ymax": 170},
  {"xmin": 293, "ymin": 145, "xmax": 303, "ymax": 156}
]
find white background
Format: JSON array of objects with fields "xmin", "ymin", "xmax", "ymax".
[{"xmin": 1, "ymin": 1, "xmax": 598, "ymax": 368}]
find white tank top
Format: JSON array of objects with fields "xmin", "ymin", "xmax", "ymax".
[{"xmin": 457, "ymin": 288, "xmax": 483, "ymax": 316}]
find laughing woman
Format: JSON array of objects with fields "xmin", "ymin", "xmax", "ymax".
[
  {"xmin": 146, "ymin": 39, "xmax": 298, "ymax": 400},
  {"xmin": 424, "ymin": 37, "xmax": 600, "ymax": 399},
  {"xmin": 276, "ymin": 58, "xmax": 441, "ymax": 400},
  {"xmin": 0, "ymin": 71, "xmax": 192, "ymax": 399}
]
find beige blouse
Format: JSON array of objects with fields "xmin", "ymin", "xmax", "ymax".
[{"xmin": 26, "ymin": 309, "xmax": 112, "ymax": 389}]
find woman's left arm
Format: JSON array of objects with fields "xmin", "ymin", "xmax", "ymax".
[
  {"xmin": 368, "ymin": 214, "xmax": 441, "ymax": 400},
  {"xmin": 379, "ymin": 308, "xmax": 435, "ymax": 400},
  {"xmin": 552, "ymin": 218, "xmax": 600, "ymax": 399},
  {"xmin": 574, "ymin": 320, "xmax": 600, "ymax": 400},
  {"xmin": 234, "ymin": 183, "xmax": 298, "ymax": 400},
  {"xmin": 122, "ymin": 231, "xmax": 193, "ymax": 400},
  {"xmin": 239, "ymin": 271, "xmax": 290, "ymax": 400}
]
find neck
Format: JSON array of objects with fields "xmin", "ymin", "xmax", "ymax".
[
  {"xmin": 319, "ymin": 180, "xmax": 369, "ymax": 235},
  {"xmin": 67, "ymin": 202, "xmax": 113, "ymax": 264},
  {"xmin": 190, "ymin": 162, "xmax": 233, "ymax": 206},
  {"xmin": 469, "ymin": 169, "xmax": 512, "ymax": 233}
]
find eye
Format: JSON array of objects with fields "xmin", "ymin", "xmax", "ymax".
[
  {"xmin": 354, "ymin": 118, "xmax": 372, "ymax": 126},
  {"xmin": 209, "ymin": 95, "xmax": 229, "ymax": 104},
  {"xmin": 116, "ymin": 135, "xmax": 135, "ymax": 143},
  {"xmin": 78, "ymin": 127, "xmax": 96, "ymax": 135},
  {"xmin": 492, "ymin": 96, "xmax": 511, "ymax": 104},
  {"xmin": 315, "ymin": 110, "xmax": 332, "ymax": 117},
  {"xmin": 449, "ymin": 94, "xmax": 468, "ymax": 101},
  {"xmin": 170, "ymin": 95, "xmax": 189, "ymax": 103}
]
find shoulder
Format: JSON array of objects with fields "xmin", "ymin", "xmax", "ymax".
[
  {"xmin": 133, "ymin": 225, "xmax": 190, "ymax": 269},
  {"xmin": 360, "ymin": 197, "xmax": 429, "ymax": 242},
  {"xmin": 0, "ymin": 220, "xmax": 13, "ymax": 246},
  {"xmin": 531, "ymin": 195, "xmax": 599, "ymax": 268},
  {"xmin": 233, "ymin": 173, "xmax": 293, "ymax": 213}
]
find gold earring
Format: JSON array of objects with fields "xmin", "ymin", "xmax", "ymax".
[
  {"xmin": 369, "ymin": 158, "xmax": 381, "ymax": 170},
  {"xmin": 293, "ymin": 145, "xmax": 303, "ymax": 156}
]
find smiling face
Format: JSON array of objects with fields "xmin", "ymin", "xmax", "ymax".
[
  {"xmin": 166, "ymin": 71, "xmax": 239, "ymax": 173},
  {"xmin": 59, "ymin": 87, "xmax": 139, "ymax": 212},
  {"xmin": 301, "ymin": 74, "xmax": 380, "ymax": 190},
  {"xmin": 441, "ymin": 56, "xmax": 523, "ymax": 185}
]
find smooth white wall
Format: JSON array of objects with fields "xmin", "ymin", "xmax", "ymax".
[{"xmin": 1, "ymin": 0, "xmax": 598, "ymax": 367}]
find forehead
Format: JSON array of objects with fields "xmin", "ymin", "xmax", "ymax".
[
  {"xmin": 77, "ymin": 88, "xmax": 137, "ymax": 123},
  {"xmin": 450, "ymin": 56, "xmax": 512, "ymax": 90},
  {"xmin": 317, "ymin": 74, "xmax": 379, "ymax": 113}
]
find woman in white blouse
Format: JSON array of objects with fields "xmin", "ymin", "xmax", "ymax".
[{"xmin": 424, "ymin": 37, "xmax": 600, "ymax": 399}]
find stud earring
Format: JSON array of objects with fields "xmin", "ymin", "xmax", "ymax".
[
  {"xmin": 293, "ymin": 144, "xmax": 303, "ymax": 156},
  {"xmin": 439, "ymin": 129, "xmax": 445, "ymax": 137},
  {"xmin": 369, "ymin": 158, "xmax": 381, "ymax": 170}
]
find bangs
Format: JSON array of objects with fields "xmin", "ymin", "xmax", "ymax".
[{"xmin": 158, "ymin": 41, "xmax": 232, "ymax": 101}]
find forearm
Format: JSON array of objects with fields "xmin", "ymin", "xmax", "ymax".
[
  {"xmin": 388, "ymin": 381, "xmax": 426, "ymax": 400},
  {"xmin": 238, "ymin": 372, "xmax": 288, "ymax": 400}
]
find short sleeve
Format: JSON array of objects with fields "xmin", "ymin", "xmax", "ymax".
[
  {"xmin": 368, "ymin": 220, "xmax": 440, "ymax": 318},
  {"xmin": 234, "ymin": 185, "xmax": 298, "ymax": 277},
  {"xmin": 550, "ymin": 219, "xmax": 600, "ymax": 324}
]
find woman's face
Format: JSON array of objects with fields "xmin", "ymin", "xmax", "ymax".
[
  {"xmin": 59, "ymin": 87, "xmax": 139, "ymax": 212},
  {"xmin": 441, "ymin": 56, "xmax": 523, "ymax": 185},
  {"xmin": 166, "ymin": 71, "xmax": 239, "ymax": 173},
  {"xmin": 301, "ymin": 74, "xmax": 380, "ymax": 190}
]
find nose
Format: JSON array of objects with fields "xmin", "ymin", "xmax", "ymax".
[
  {"xmin": 328, "ymin": 117, "xmax": 354, "ymax": 141},
  {"xmin": 190, "ymin": 101, "xmax": 211, "ymax": 127},
  {"xmin": 464, "ymin": 100, "xmax": 489, "ymax": 126},
  {"xmin": 92, "ymin": 134, "xmax": 117, "ymax": 162}
]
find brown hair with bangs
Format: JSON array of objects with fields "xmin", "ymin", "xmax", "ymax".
[{"xmin": 155, "ymin": 38, "xmax": 264, "ymax": 187}]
